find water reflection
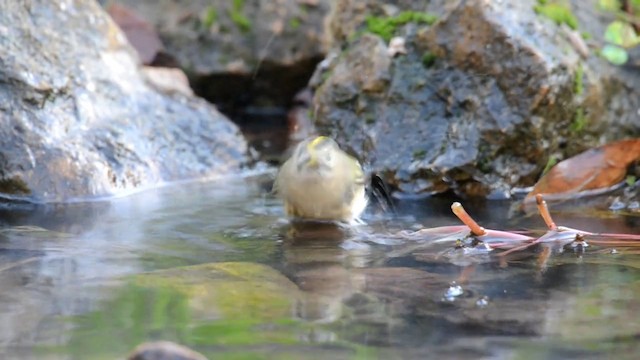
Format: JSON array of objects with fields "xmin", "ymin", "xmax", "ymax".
[
  {"xmin": 0, "ymin": 175, "xmax": 637, "ymax": 358},
  {"xmin": 281, "ymin": 222, "xmax": 368, "ymax": 323}
]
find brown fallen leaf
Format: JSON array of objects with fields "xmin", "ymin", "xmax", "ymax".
[{"xmin": 527, "ymin": 138, "xmax": 640, "ymax": 199}]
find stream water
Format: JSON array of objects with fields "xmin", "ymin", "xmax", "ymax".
[{"xmin": 0, "ymin": 172, "xmax": 639, "ymax": 359}]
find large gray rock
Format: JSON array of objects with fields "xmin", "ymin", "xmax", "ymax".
[
  {"xmin": 0, "ymin": 0, "xmax": 249, "ymax": 203},
  {"xmin": 113, "ymin": 0, "xmax": 331, "ymax": 112},
  {"xmin": 312, "ymin": 0, "xmax": 640, "ymax": 198}
]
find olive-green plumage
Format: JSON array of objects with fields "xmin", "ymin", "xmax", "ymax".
[{"xmin": 274, "ymin": 136, "xmax": 367, "ymax": 223}]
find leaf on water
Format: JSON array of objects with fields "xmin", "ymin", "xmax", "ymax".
[
  {"xmin": 604, "ymin": 20, "xmax": 640, "ymax": 48},
  {"xmin": 527, "ymin": 138, "xmax": 640, "ymax": 198},
  {"xmin": 602, "ymin": 44, "xmax": 629, "ymax": 65}
]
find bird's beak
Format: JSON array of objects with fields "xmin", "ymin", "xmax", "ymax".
[{"xmin": 306, "ymin": 136, "xmax": 327, "ymax": 168}]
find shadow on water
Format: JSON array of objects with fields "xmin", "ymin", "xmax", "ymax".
[{"xmin": 0, "ymin": 175, "xmax": 638, "ymax": 359}]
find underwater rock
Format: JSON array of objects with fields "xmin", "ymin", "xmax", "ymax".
[
  {"xmin": 0, "ymin": 0, "xmax": 248, "ymax": 202},
  {"xmin": 312, "ymin": 0, "xmax": 640, "ymax": 198},
  {"xmin": 133, "ymin": 262, "xmax": 301, "ymax": 321},
  {"xmin": 128, "ymin": 341, "xmax": 208, "ymax": 360}
]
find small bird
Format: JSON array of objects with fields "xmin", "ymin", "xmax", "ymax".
[{"xmin": 273, "ymin": 136, "xmax": 367, "ymax": 223}]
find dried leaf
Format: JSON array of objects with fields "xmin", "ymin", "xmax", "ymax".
[{"xmin": 527, "ymin": 139, "xmax": 640, "ymax": 198}]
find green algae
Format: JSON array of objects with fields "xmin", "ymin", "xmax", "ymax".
[
  {"xmin": 201, "ymin": 6, "xmax": 218, "ymax": 29},
  {"xmin": 230, "ymin": 0, "xmax": 251, "ymax": 33},
  {"xmin": 533, "ymin": 2, "xmax": 578, "ymax": 30},
  {"xmin": 574, "ymin": 62, "xmax": 584, "ymax": 96},
  {"xmin": 365, "ymin": 11, "xmax": 438, "ymax": 42},
  {"xmin": 421, "ymin": 51, "xmax": 437, "ymax": 68}
]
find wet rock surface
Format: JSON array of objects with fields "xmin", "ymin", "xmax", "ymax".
[
  {"xmin": 312, "ymin": 0, "xmax": 640, "ymax": 198},
  {"xmin": 0, "ymin": 0, "xmax": 248, "ymax": 202}
]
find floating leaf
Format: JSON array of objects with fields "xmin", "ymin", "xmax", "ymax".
[
  {"xmin": 604, "ymin": 20, "xmax": 640, "ymax": 47},
  {"xmin": 528, "ymin": 139, "xmax": 640, "ymax": 198},
  {"xmin": 602, "ymin": 44, "xmax": 629, "ymax": 65}
]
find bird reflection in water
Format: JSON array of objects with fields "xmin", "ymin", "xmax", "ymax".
[{"xmin": 279, "ymin": 220, "xmax": 369, "ymax": 324}]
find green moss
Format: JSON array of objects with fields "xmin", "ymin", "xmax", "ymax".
[
  {"xmin": 570, "ymin": 107, "xmax": 587, "ymax": 132},
  {"xmin": 61, "ymin": 283, "xmax": 193, "ymax": 357},
  {"xmin": 413, "ymin": 149, "xmax": 427, "ymax": 160},
  {"xmin": 626, "ymin": 175, "xmax": 637, "ymax": 186},
  {"xmin": 364, "ymin": 113, "xmax": 376, "ymax": 124},
  {"xmin": 289, "ymin": 17, "xmax": 301, "ymax": 30},
  {"xmin": 366, "ymin": 11, "xmax": 438, "ymax": 41},
  {"xmin": 542, "ymin": 156, "xmax": 558, "ymax": 175},
  {"xmin": 201, "ymin": 6, "xmax": 218, "ymax": 29},
  {"xmin": 421, "ymin": 51, "xmax": 437, "ymax": 68},
  {"xmin": 581, "ymin": 31, "xmax": 592, "ymax": 40},
  {"xmin": 0, "ymin": 176, "xmax": 31, "ymax": 194},
  {"xmin": 598, "ymin": 0, "xmax": 621, "ymax": 12},
  {"xmin": 477, "ymin": 157, "xmax": 493, "ymax": 174},
  {"xmin": 230, "ymin": 0, "xmax": 251, "ymax": 33},
  {"xmin": 321, "ymin": 70, "xmax": 332, "ymax": 83},
  {"xmin": 574, "ymin": 62, "xmax": 584, "ymax": 95},
  {"xmin": 533, "ymin": 2, "xmax": 579, "ymax": 30}
]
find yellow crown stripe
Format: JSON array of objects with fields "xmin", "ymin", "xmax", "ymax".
[{"xmin": 306, "ymin": 136, "xmax": 328, "ymax": 166}]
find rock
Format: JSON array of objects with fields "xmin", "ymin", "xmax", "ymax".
[
  {"xmin": 141, "ymin": 66, "xmax": 194, "ymax": 96},
  {"xmin": 111, "ymin": 0, "xmax": 332, "ymax": 116},
  {"xmin": 311, "ymin": 0, "xmax": 640, "ymax": 198},
  {"xmin": 325, "ymin": 0, "xmax": 454, "ymax": 47},
  {"xmin": 106, "ymin": 3, "xmax": 165, "ymax": 65},
  {"xmin": 0, "ymin": 0, "xmax": 249, "ymax": 202},
  {"xmin": 132, "ymin": 262, "xmax": 301, "ymax": 320},
  {"xmin": 128, "ymin": 341, "xmax": 208, "ymax": 360}
]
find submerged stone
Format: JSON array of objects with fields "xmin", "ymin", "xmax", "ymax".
[
  {"xmin": 133, "ymin": 262, "xmax": 301, "ymax": 322},
  {"xmin": 128, "ymin": 341, "xmax": 208, "ymax": 360}
]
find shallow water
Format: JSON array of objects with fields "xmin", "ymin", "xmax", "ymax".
[{"xmin": 0, "ymin": 174, "xmax": 638, "ymax": 359}]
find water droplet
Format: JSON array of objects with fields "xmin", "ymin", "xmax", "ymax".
[
  {"xmin": 476, "ymin": 296, "xmax": 489, "ymax": 308},
  {"xmin": 443, "ymin": 283, "xmax": 464, "ymax": 302},
  {"xmin": 609, "ymin": 197, "xmax": 626, "ymax": 211}
]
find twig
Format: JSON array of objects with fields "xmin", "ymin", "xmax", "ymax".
[
  {"xmin": 536, "ymin": 194, "xmax": 557, "ymax": 230},
  {"xmin": 451, "ymin": 202, "xmax": 486, "ymax": 236}
]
